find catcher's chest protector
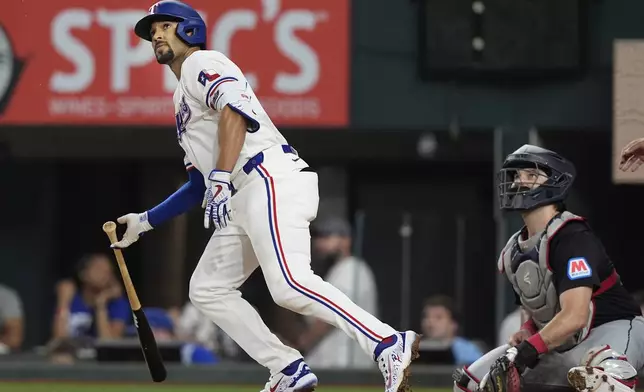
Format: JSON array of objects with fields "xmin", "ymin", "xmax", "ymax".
[{"xmin": 498, "ymin": 211, "xmax": 594, "ymax": 352}]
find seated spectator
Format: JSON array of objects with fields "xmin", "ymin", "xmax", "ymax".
[
  {"xmin": 0, "ymin": 283, "xmax": 24, "ymax": 353},
  {"xmin": 46, "ymin": 336, "xmax": 94, "ymax": 364},
  {"xmin": 51, "ymin": 253, "xmax": 130, "ymax": 341},
  {"xmin": 173, "ymin": 301, "xmax": 240, "ymax": 360},
  {"xmin": 419, "ymin": 295, "xmax": 483, "ymax": 366},
  {"xmin": 126, "ymin": 307, "xmax": 218, "ymax": 365}
]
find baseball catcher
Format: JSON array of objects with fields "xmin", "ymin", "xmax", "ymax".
[{"xmin": 453, "ymin": 145, "xmax": 644, "ymax": 392}]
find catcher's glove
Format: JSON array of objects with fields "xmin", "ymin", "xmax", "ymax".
[
  {"xmin": 482, "ymin": 354, "xmax": 522, "ymax": 392},
  {"xmin": 479, "ymin": 342, "xmax": 540, "ymax": 392}
]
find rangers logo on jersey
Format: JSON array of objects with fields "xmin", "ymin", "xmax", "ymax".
[{"xmin": 198, "ymin": 69, "xmax": 220, "ymax": 86}]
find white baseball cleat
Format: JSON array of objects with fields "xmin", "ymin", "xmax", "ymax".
[
  {"xmin": 567, "ymin": 366, "xmax": 637, "ymax": 392},
  {"xmin": 261, "ymin": 359, "xmax": 318, "ymax": 392},
  {"xmin": 374, "ymin": 330, "xmax": 422, "ymax": 392}
]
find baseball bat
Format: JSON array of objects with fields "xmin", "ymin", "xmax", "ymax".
[{"xmin": 102, "ymin": 221, "xmax": 167, "ymax": 383}]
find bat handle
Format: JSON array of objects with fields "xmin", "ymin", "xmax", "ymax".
[
  {"xmin": 113, "ymin": 249, "xmax": 142, "ymax": 310},
  {"xmin": 103, "ymin": 221, "xmax": 142, "ymax": 310}
]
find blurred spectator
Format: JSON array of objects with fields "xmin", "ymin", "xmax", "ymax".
[
  {"xmin": 497, "ymin": 307, "xmax": 523, "ymax": 347},
  {"xmin": 298, "ymin": 217, "xmax": 378, "ymax": 369},
  {"xmin": 47, "ymin": 337, "xmax": 77, "ymax": 364},
  {"xmin": 173, "ymin": 301, "xmax": 240, "ymax": 359},
  {"xmin": 46, "ymin": 336, "xmax": 94, "ymax": 364},
  {"xmin": 51, "ymin": 253, "xmax": 130, "ymax": 341},
  {"xmin": 0, "ymin": 283, "xmax": 24, "ymax": 353},
  {"xmin": 420, "ymin": 295, "xmax": 483, "ymax": 366},
  {"xmin": 128, "ymin": 307, "xmax": 218, "ymax": 365}
]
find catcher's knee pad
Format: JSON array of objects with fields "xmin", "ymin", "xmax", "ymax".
[
  {"xmin": 453, "ymin": 366, "xmax": 480, "ymax": 392},
  {"xmin": 567, "ymin": 345, "xmax": 638, "ymax": 392}
]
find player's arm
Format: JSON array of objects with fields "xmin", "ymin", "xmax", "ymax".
[
  {"xmin": 146, "ymin": 161, "xmax": 205, "ymax": 227},
  {"xmin": 187, "ymin": 58, "xmax": 264, "ymax": 228},
  {"xmin": 215, "ymin": 105, "xmax": 248, "ymax": 172},
  {"xmin": 520, "ymin": 228, "xmax": 600, "ymax": 354},
  {"xmin": 537, "ymin": 287, "xmax": 592, "ymax": 349},
  {"xmin": 112, "ymin": 161, "xmax": 205, "ymax": 249},
  {"xmin": 190, "ymin": 59, "xmax": 261, "ymax": 173}
]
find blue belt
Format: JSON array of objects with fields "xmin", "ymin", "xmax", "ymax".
[{"xmin": 242, "ymin": 145, "xmax": 297, "ymax": 175}]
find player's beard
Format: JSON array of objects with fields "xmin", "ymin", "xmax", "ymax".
[{"xmin": 156, "ymin": 48, "xmax": 175, "ymax": 65}]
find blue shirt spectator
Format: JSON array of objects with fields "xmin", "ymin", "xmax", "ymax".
[
  {"xmin": 52, "ymin": 253, "xmax": 130, "ymax": 341},
  {"xmin": 67, "ymin": 293, "xmax": 130, "ymax": 338}
]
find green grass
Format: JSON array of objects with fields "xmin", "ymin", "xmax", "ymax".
[{"xmin": 0, "ymin": 383, "xmax": 450, "ymax": 392}]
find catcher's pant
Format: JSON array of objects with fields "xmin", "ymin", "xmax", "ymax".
[
  {"xmin": 188, "ymin": 145, "xmax": 397, "ymax": 375},
  {"xmin": 457, "ymin": 317, "xmax": 644, "ymax": 390}
]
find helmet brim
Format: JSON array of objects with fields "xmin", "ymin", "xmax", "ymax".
[{"xmin": 134, "ymin": 13, "xmax": 183, "ymax": 41}]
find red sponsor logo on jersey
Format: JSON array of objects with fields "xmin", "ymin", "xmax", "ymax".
[{"xmin": 567, "ymin": 257, "xmax": 592, "ymax": 280}]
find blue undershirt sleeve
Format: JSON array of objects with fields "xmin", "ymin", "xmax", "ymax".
[{"xmin": 146, "ymin": 168, "xmax": 206, "ymax": 227}]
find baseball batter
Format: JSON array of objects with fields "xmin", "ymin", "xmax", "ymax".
[
  {"xmin": 453, "ymin": 145, "xmax": 644, "ymax": 392},
  {"xmin": 111, "ymin": 2, "xmax": 421, "ymax": 392}
]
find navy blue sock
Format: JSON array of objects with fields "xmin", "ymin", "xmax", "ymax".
[{"xmin": 282, "ymin": 358, "xmax": 304, "ymax": 376}]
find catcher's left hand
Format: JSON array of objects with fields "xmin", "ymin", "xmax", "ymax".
[
  {"xmin": 481, "ymin": 352, "xmax": 522, "ymax": 392},
  {"xmin": 479, "ymin": 341, "xmax": 540, "ymax": 392}
]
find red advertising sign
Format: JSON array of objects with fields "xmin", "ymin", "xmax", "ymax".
[{"xmin": 0, "ymin": 0, "xmax": 349, "ymax": 126}]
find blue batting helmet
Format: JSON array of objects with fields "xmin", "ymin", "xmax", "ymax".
[{"xmin": 134, "ymin": 1, "xmax": 206, "ymax": 49}]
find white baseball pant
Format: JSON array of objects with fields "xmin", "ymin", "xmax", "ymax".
[{"xmin": 188, "ymin": 145, "xmax": 397, "ymax": 375}]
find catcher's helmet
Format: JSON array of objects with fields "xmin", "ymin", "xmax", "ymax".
[
  {"xmin": 134, "ymin": 0, "xmax": 206, "ymax": 49},
  {"xmin": 497, "ymin": 144, "xmax": 576, "ymax": 211}
]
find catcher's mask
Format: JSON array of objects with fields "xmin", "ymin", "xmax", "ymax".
[{"xmin": 497, "ymin": 144, "xmax": 576, "ymax": 211}]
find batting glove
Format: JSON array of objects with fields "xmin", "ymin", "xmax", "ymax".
[
  {"xmin": 202, "ymin": 169, "xmax": 233, "ymax": 230},
  {"xmin": 111, "ymin": 212, "xmax": 153, "ymax": 249}
]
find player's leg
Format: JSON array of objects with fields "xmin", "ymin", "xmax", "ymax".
[
  {"xmin": 563, "ymin": 317, "xmax": 644, "ymax": 392},
  {"xmin": 240, "ymin": 165, "xmax": 420, "ymax": 391},
  {"xmin": 453, "ymin": 344, "xmax": 510, "ymax": 392},
  {"xmin": 187, "ymin": 224, "xmax": 303, "ymax": 375}
]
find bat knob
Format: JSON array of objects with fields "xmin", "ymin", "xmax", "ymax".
[{"xmin": 103, "ymin": 221, "xmax": 117, "ymax": 234}]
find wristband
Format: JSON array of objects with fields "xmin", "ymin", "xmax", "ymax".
[
  {"xmin": 526, "ymin": 333, "xmax": 548, "ymax": 354},
  {"xmin": 521, "ymin": 318, "xmax": 538, "ymax": 335},
  {"xmin": 208, "ymin": 169, "xmax": 231, "ymax": 183},
  {"xmin": 139, "ymin": 211, "xmax": 153, "ymax": 232}
]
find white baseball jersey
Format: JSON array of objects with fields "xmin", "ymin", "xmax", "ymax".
[{"xmin": 173, "ymin": 50, "xmax": 288, "ymax": 176}]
